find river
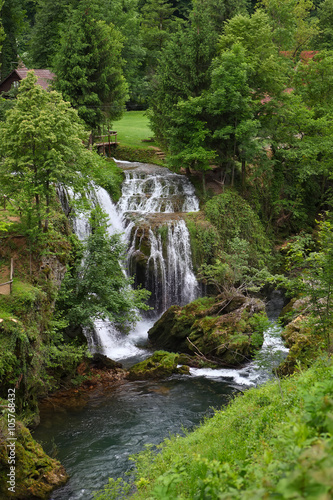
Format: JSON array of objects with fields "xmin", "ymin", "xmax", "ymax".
[{"xmin": 33, "ymin": 161, "xmax": 288, "ymax": 499}]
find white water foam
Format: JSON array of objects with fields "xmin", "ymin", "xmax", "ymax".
[{"xmin": 189, "ymin": 322, "xmax": 288, "ymax": 387}]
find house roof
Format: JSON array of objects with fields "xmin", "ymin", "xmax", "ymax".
[{"xmin": 0, "ymin": 67, "xmax": 55, "ymax": 91}]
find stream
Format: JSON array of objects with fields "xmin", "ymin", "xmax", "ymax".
[{"xmin": 33, "ymin": 161, "xmax": 288, "ymax": 499}]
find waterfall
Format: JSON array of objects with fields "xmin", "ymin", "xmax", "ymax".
[
  {"xmin": 117, "ymin": 163, "xmax": 200, "ymax": 315},
  {"xmin": 63, "ymin": 161, "xmax": 200, "ymax": 361}
]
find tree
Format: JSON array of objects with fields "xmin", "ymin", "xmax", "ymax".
[
  {"xmin": 218, "ymin": 10, "xmax": 291, "ymax": 99},
  {"xmin": 0, "ymin": 0, "xmax": 25, "ymax": 79},
  {"xmin": 57, "ymin": 207, "xmax": 150, "ymax": 331},
  {"xmin": 53, "ymin": 0, "xmax": 128, "ymax": 131},
  {"xmin": 0, "ymin": 0, "xmax": 4, "ymax": 55},
  {"xmin": 204, "ymin": 44, "xmax": 259, "ymax": 187},
  {"xmin": 0, "ymin": 71, "xmax": 93, "ymax": 236},
  {"xmin": 315, "ymin": 0, "xmax": 333, "ymax": 49},
  {"xmin": 103, "ymin": 0, "xmax": 146, "ymax": 107},
  {"xmin": 141, "ymin": 0, "xmax": 177, "ymax": 69},
  {"xmin": 29, "ymin": 0, "xmax": 77, "ymax": 69},
  {"xmin": 293, "ymin": 50, "xmax": 333, "ymax": 116},
  {"xmin": 166, "ymin": 44, "xmax": 258, "ymax": 189},
  {"xmin": 191, "ymin": 0, "xmax": 249, "ymax": 33},
  {"xmin": 258, "ymin": 0, "xmax": 319, "ymax": 57},
  {"xmin": 148, "ymin": 11, "xmax": 218, "ymax": 145}
]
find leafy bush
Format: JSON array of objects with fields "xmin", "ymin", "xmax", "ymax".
[{"xmin": 204, "ymin": 190, "xmax": 271, "ymax": 266}]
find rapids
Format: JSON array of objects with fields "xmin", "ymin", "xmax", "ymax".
[{"xmin": 35, "ymin": 161, "xmax": 288, "ymax": 499}]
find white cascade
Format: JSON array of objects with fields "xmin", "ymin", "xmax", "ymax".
[{"xmin": 117, "ymin": 163, "xmax": 200, "ymax": 315}]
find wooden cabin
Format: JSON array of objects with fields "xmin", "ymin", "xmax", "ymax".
[{"xmin": 0, "ymin": 67, "xmax": 55, "ymax": 94}]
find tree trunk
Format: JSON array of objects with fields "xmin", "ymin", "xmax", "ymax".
[
  {"xmin": 241, "ymin": 159, "xmax": 246, "ymax": 192},
  {"xmin": 202, "ymin": 171, "xmax": 206, "ymax": 194}
]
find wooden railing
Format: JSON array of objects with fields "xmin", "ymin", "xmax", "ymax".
[{"xmin": 0, "ymin": 258, "xmax": 13, "ymax": 295}]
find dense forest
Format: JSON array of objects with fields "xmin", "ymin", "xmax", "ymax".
[{"xmin": 1, "ymin": 0, "xmax": 333, "ymax": 498}]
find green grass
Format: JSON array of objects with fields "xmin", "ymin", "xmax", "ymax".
[
  {"xmin": 93, "ymin": 356, "xmax": 333, "ymax": 500},
  {"xmin": 113, "ymin": 111, "xmax": 158, "ymax": 149}
]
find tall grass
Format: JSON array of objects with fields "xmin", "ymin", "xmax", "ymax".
[{"xmin": 94, "ymin": 357, "xmax": 333, "ymax": 499}]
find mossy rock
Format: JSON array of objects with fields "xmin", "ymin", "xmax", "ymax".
[
  {"xmin": 277, "ymin": 315, "xmax": 325, "ymax": 376},
  {"xmin": 279, "ymin": 297, "xmax": 310, "ymax": 326},
  {"xmin": 127, "ymin": 351, "xmax": 190, "ymax": 380},
  {"xmin": 148, "ymin": 294, "xmax": 268, "ymax": 367},
  {"xmin": 0, "ymin": 419, "xmax": 68, "ymax": 499}
]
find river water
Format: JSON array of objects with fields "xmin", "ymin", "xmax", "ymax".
[{"xmin": 33, "ymin": 162, "xmax": 288, "ymax": 499}]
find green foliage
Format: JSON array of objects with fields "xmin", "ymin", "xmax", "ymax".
[
  {"xmin": 280, "ymin": 213, "xmax": 333, "ymax": 350},
  {"xmin": 141, "ymin": 0, "xmax": 177, "ymax": 73},
  {"xmin": 100, "ymin": 357, "xmax": 333, "ymax": 500},
  {"xmin": 0, "ymin": 0, "xmax": 4, "ymax": 55},
  {"xmin": 53, "ymin": 0, "xmax": 128, "ymax": 131},
  {"xmin": 258, "ymin": 0, "xmax": 319, "ymax": 56},
  {"xmin": 29, "ymin": 0, "xmax": 77, "ymax": 68},
  {"xmin": 93, "ymin": 478, "xmax": 131, "ymax": 500},
  {"xmin": 204, "ymin": 190, "xmax": 271, "ymax": 265},
  {"xmin": 90, "ymin": 156, "xmax": 124, "ymax": 203},
  {"xmin": 56, "ymin": 207, "xmax": 150, "ymax": 331},
  {"xmin": 218, "ymin": 10, "xmax": 290, "ymax": 98},
  {"xmin": 185, "ymin": 213, "xmax": 220, "ymax": 271},
  {"xmin": 0, "ymin": 0, "xmax": 26, "ymax": 78},
  {"xmin": 148, "ymin": 15, "xmax": 218, "ymax": 146},
  {"xmin": 0, "ymin": 71, "xmax": 94, "ymax": 240},
  {"xmin": 315, "ymin": 0, "xmax": 333, "ymax": 49}
]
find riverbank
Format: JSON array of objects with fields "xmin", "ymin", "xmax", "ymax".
[{"xmin": 94, "ymin": 354, "xmax": 333, "ymax": 500}]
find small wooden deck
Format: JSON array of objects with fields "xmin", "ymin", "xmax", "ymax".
[{"xmin": 91, "ymin": 131, "xmax": 117, "ymax": 155}]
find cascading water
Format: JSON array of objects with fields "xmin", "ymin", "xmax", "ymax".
[
  {"xmin": 37, "ymin": 166, "xmax": 289, "ymax": 500},
  {"xmin": 65, "ymin": 162, "xmax": 200, "ymax": 362},
  {"xmin": 117, "ymin": 163, "xmax": 199, "ymax": 315}
]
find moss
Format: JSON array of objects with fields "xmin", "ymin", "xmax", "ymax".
[
  {"xmin": 185, "ymin": 213, "xmax": 220, "ymax": 272},
  {"xmin": 111, "ymin": 145, "xmax": 165, "ymax": 166},
  {"xmin": 0, "ymin": 419, "xmax": 68, "ymax": 499},
  {"xmin": 277, "ymin": 316, "xmax": 324, "ymax": 376},
  {"xmin": 127, "ymin": 351, "xmax": 189, "ymax": 380},
  {"xmin": 90, "ymin": 157, "xmax": 124, "ymax": 203},
  {"xmin": 149, "ymin": 294, "xmax": 267, "ymax": 367},
  {"xmin": 204, "ymin": 189, "xmax": 271, "ymax": 267}
]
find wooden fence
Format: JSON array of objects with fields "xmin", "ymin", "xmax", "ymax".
[{"xmin": 0, "ymin": 258, "xmax": 13, "ymax": 295}]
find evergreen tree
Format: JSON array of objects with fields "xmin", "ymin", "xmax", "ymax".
[
  {"xmin": 53, "ymin": 0, "xmax": 128, "ymax": 131},
  {"xmin": 191, "ymin": 0, "xmax": 249, "ymax": 33},
  {"xmin": 103, "ymin": 0, "xmax": 146, "ymax": 108},
  {"xmin": 0, "ymin": 0, "xmax": 24, "ymax": 79},
  {"xmin": 29, "ymin": 0, "xmax": 77, "ymax": 69},
  {"xmin": 141, "ymin": 0, "xmax": 177, "ymax": 76},
  {"xmin": 0, "ymin": 0, "xmax": 4, "ymax": 55},
  {"xmin": 149, "ymin": 10, "xmax": 218, "ymax": 145},
  {"xmin": 314, "ymin": 0, "xmax": 333, "ymax": 49}
]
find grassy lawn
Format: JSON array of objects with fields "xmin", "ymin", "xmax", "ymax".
[{"xmin": 112, "ymin": 110, "xmax": 157, "ymax": 148}]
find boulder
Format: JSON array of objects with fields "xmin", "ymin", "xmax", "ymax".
[
  {"xmin": 90, "ymin": 353, "xmax": 122, "ymax": 370},
  {"xmin": 0, "ymin": 421, "xmax": 68, "ymax": 499},
  {"xmin": 148, "ymin": 294, "xmax": 268, "ymax": 367},
  {"xmin": 127, "ymin": 351, "xmax": 190, "ymax": 380}
]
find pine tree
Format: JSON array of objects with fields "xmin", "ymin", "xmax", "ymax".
[{"xmin": 53, "ymin": 0, "xmax": 128, "ymax": 131}]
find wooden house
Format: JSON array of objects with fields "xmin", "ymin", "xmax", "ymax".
[{"xmin": 0, "ymin": 67, "xmax": 55, "ymax": 94}]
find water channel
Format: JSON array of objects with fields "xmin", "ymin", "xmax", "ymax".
[{"xmin": 33, "ymin": 161, "xmax": 288, "ymax": 499}]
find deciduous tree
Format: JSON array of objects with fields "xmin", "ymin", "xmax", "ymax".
[{"xmin": 0, "ymin": 71, "xmax": 93, "ymax": 236}]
